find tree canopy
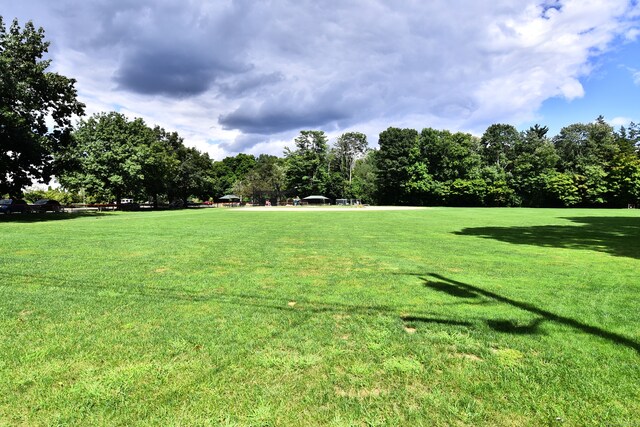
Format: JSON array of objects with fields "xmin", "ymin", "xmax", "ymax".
[{"xmin": 0, "ymin": 17, "xmax": 84, "ymax": 196}]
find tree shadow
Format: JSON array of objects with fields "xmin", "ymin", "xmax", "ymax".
[
  {"xmin": 454, "ymin": 216, "xmax": 640, "ymax": 259},
  {"xmin": 426, "ymin": 281, "xmax": 479, "ymax": 298},
  {"xmin": 486, "ymin": 318, "xmax": 545, "ymax": 335},
  {"xmin": 400, "ymin": 316, "xmax": 473, "ymax": 327},
  {"xmin": 0, "ymin": 212, "xmax": 111, "ymax": 223},
  {"xmin": 416, "ymin": 273, "xmax": 640, "ymax": 353},
  {"xmin": 2, "ymin": 270, "xmax": 477, "ymax": 334}
]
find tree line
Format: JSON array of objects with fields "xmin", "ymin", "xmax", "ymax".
[
  {"xmin": 376, "ymin": 120, "xmax": 640, "ymax": 207},
  {"xmin": 2, "ymin": 17, "xmax": 639, "ymax": 207},
  {"xmin": 57, "ymin": 117, "xmax": 371, "ymax": 207}
]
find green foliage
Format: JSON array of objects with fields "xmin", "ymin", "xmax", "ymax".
[
  {"xmin": 332, "ymin": 132, "xmax": 369, "ymax": 197},
  {"xmin": 543, "ymin": 171, "xmax": 581, "ymax": 207},
  {"xmin": 211, "ymin": 154, "xmax": 257, "ymax": 198},
  {"xmin": 480, "ymin": 123, "xmax": 520, "ymax": 170},
  {"xmin": 232, "ymin": 154, "xmax": 285, "ymax": 204},
  {"xmin": 169, "ymin": 146, "xmax": 215, "ymax": 206},
  {"xmin": 0, "ymin": 17, "xmax": 84, "ymax": 196},
  {"xmin": 510, "ymin": 126, "xmax": 559, "ymax": 206},
  {"xmin": 22, "ymin": 187, "xmax": 79, "ymax": 204},
  {"xmin": 351, "ymin": 150, "xmax": 378, "ymax": 203},
  {"xmin": 58, "ymin": 112, "xmax": 155, "ymax": 202},
  {"xmin": 284, "ymin": 130, "xmax": 330, "ymax": 196},
  {"xmin": 607, "ymin": 154, "xmax": 640, "ymax": 207},
  {"xmin": 375, "ymin": 127, "xmax": 419, "ymax": 204},
  {"xmin": 143, "ymin": 127, "xmax": 182, "ymax": 207},
  {"xmin": 58, "ymin": 112, "xmax": 214, "ymax": 206},
  {"xmin": 374, "ymin": 118, "xmax": 638, "ymax": 207}
]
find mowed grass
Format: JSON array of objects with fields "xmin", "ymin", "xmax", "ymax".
[{"xmin": 0, "ymin": 207, "xmax": 638, "ymax": 426}]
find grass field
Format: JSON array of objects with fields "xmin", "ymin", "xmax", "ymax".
[{"xmin": 0, "ymin": 207, "xmax": 639, "ymax": 426}]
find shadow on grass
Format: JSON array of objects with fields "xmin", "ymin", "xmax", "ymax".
[
  {"xmin": 400, "ymin": 316, "xmax": 473, "ymax": 327},
  {"xmin": 417, "ymin": 273, "xmax": 640, "ymax": 353},
  {"xmin": 0, "ymin": 212, "xmax": 111, "ymax": 223},
  {"xmin": 486, "ymin": 318, "xmax": 545, "ymax": 335},
  {"xmin": 2, "ymin": 270, "xmax": 473, "ymax": 331},
  {"xmin": 454, "ymin": 216, "xmax": 640, "ymax": 259},
  {"xmin": 426, "ymin": 281, "xmax": 478, "ymax": 298},
  {"xmin": 8, "ymin": 269, "xmax": 638, "ymax": 353}
]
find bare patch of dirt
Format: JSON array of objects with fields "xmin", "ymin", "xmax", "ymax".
[{"xmin": 456, "ymin": 353, "xmax": 483, "ymax": 362}]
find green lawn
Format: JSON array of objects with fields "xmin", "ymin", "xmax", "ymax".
[{"xmin": 1, "ymin": 207, "xmax": 638, "ymax": 426}]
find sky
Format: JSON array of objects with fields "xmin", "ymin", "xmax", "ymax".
[{"xmin": 2, "ymin": 0, "xmax": 640, "ymax": 160}]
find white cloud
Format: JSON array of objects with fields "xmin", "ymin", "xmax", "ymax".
[
  {"xmin": 610, "ymin": 116, "xmax": 634, "ymax": 127},
  {"xmin": 3, "ymin": 0, "xmax": 639, "ymax": 158}
]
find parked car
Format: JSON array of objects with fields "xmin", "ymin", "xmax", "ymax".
[
  {"xmin": 31, "ymin": 199, "xmax": 62, "ymax": 213},
  {"xmin": 0, "ymin": 199, "xmax": 30, "ymax": 214}
]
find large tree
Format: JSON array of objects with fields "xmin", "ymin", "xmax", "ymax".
[
  {"xmin": 168, "ymin": 146, "xmax": 214, "ymax": 207},
  {"xmin": 143, "ymin": 127, "xmax": 182, "ymax": 208},
  {"xmin": 511, "ymin": 125, "xmax": 560, "ymax": 206},
  {"xmin": 59, "ymin": 112, "xmax": 156, "ymax": 204},
  {"xmin": 211, "ymin": 154, "xmax": 257, "ymax": 198},
  {"xmin": 375, "ymin": 127, "xmax": 418, "ymax": 205},
  {"xmin": 233, "ymin": 154, "xmax": 286, "ymax": 204},
  {"xmin": 284, "ymin": 130, "xmax": 330, "ymax": 196},
  {"xmin": 351, "ymin": 150, "xmax": 378, "ymax": 204},
  {"xmin": 333, "ymin": 131, "xmax": 368, "ymax": 194},
  {"xmin": 0, "ymin": 17, "xmax": 84, "ymax": 196},
  {"xmin": 479, "ymin": 123, "xmax": 520, "ymax": 170},
  {"xmin": 553, "ymin": 117, "xmax": 620, "ymax": 205}
]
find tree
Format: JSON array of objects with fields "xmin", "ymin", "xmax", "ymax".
[
  {"xmin": 615, "ymin": 122, "xmax": 640, "ymax": 156},
  {"xmin": 553, "ymin": 117, "xmax": 619, "ymax": 205},
  {"xmin": 480, "ymin": 123, "xmax": 520, "ymax": 170},
  {"xmin": 333, "ymin": 131, "xmax": 368, "ymax": 194},
  {"xmin": 375, "ymin": 127, "xmax": 418, "ymax": 205},
  {"xmin": 351, "ymin": 150, "xmax": 378, "ymax": 204},
  {"xmin": 58, "ymin": 112, "xmax": 155, "ymax": 204},
  {"xmin": 233, "ymin": 154, "xmax": 286, "ymax": 204},
  {"xmin": 168, "ymin": 146, "xmax": 214, "ymax": 206},
  {"xmin": 142, "ymin": 127, "xmax": 182, "ymax": 208},
  {"xmin": 418, "ymin": 128, "xmax": 485, "ymax": 205},
  {"xmin": 284, "ymin": 130, "xmax": 330, "ymax": 196},
  {"xmin": 606, "ymin": 153, "xmax": 640, "ymax": 207},
  {"xmin": 0, "ymin": 17, "xmax": 84, "ymax": 196},
  {"xmin": 511, "ymin": 125, "xmax": 559, "ymax": 206},
  {"xmin": 23, "ymin": 186, "xmax": 80, "ymax": 204},
  {"xmin": 211, "ymin": 154, "xmax": 257, "ymax": 198}
]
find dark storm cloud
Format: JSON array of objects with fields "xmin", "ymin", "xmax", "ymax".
[
  {"xmin": 219, "ymin": 103, "xmax": 350, "ymax": 135},
  {"xmin": 216, "ymin": 72, "xmax": 285, "ymax": 97},
  {"xmin": 115, "ymin": 49, "xmax": 211, "ymax": 96},
  {"xmin": 115, "ymin": 47, "xmax": 249, "ymax": 97},
  {"xmin": 28, "ymin": 0, "xmax": 258, "ymax": 97},
  {"xmin": 220, "ymin": 133, "xmax": 269, "ymax": 154}
]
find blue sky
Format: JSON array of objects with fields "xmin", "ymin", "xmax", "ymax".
[
  {"xmin": 2, "ymin": 0, "xmax": 640, "ymax": 159},
  {"xmin": 531, "ymin": 37, "xmax": 640, "ymax": 135}
]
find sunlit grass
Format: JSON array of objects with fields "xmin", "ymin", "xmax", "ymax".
[{"xmin": 1, "ymin": 207, "xmax": 639, "ymax": 425}]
